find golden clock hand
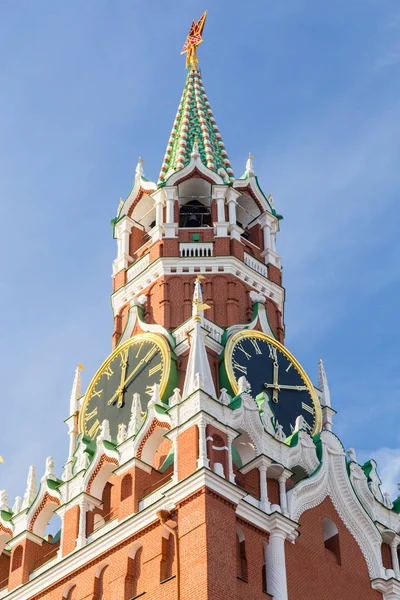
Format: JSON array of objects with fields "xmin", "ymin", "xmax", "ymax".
[
  {"xmin": 272, "ymin": 360, "xmax": 279, "ymax": 403},
  {"xmin": 108, "ymin": 345, "xmax": 158, "ymax": 407}
]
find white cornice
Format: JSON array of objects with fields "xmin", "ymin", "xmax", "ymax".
[{"xmin": 111, "ymin": 255, "xmax": 284, "ymax": 316}]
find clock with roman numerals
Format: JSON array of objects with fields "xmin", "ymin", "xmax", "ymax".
[
  {"xmin": 223, "ymin": 330, "xmax": 322, "ymax": 438},
  {"xmin": 79, "ymin": 333, "xmax": 174, "ymax": 442}
]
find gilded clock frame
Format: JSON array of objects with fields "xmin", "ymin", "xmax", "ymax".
[
  {"xmin": 224, "ymin": 329, "xmax": 322, "ymax": 435},
  {"xmin": 78, "ymin": 332, "xmax": 172, "ymax": 436}
]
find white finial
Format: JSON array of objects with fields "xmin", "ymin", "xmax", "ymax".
[
  {"xmin": 22, "ymin": 466, "xmax": 37, "ymax": 510},
  {"xmin": 294, "ymin": 415, "xmax": 305, "ymax": 432},
  {"xmin": 148, "ymin": 383, "xmax": 161, "ymax": 407},
  {"xmin": 192, "ymin": 275, "xmax": 209, "ymax": 320},
  {"xmin": 135, "ymin": 157, "xmax": 145, "ymax": 178},
  {"xmin": 267, "ymin": 193, "xmax": 275, "ymax": 208},
  {"xmin": 238, "ymin": 376, "xmax": 251, "ymax": 394},
  {"xmin": 62, "ymin": 462, "xmax": 73, "ymax": 482},
  {"xmin": 132, "ymin": 294, "xmax": 147, "ymax": 307},
  {"xmin": 128, "ymin": 393, "xmax": 143, "ymax": 438},
  {"xmin": 218, "ymin": 388, "xmax": 232, "ymax": 406},
  {"xmin": 169, "ymin": 388, "xmax": 182, "ymax": 407},
  {"xmin": 117, "ymin": 423, "xmax": 127, "ymax": 445},
  {"xmin": 75, "ymin": 442, "xmax": 90, "ymax": 473},
  {"xmin": 69, "ymin": 364, "xmax": 84, "ymax": 416},
  {"xmin": 191, "ymin": 140, "xmax": 200, "ymax": 159},
  {"xmin": 42, "ymin": 456, "xmax": 56, "ymax": 482},
  {"xmin": 0, "ymin": 491, "xmax": 9, "ymax": 512},
  {"xmin": 347, "ymin": 448, "xmax": 357, "ymax": 463},
  {"xmin": 97, "ymin": 419, "xmax": 111, "ymax": 443},
  {"xmin": 245, "ymin": 153, "xmax": 255, "ymax": 175},
  {"xmin": 275, "ymin": 422, "xmax": 286, "ymax": 441},
  {"xmin": 12, "ymin": 496, "xmax": 22, "ymax": 514},
  {"xmin": 318, "ymin": 358, "xmax": 331, "ymax": 407},
  {"xmin": 249, "ymin": 290, "xmax": 266, "ymax": 305}
]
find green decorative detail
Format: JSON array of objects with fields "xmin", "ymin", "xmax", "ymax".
[
  {"xmin": 228, "ymin": 394, "xmax": 242, "ymax": 411},
  {"xmin": 284, "ymin": 431, "xmax": 299, "ymax": 447},
  {"xmin": 158, "ymin": 67, "xmax": 234, "ymax": 185},
  {"xmin": 103, "ymin": 440, "xmax": 117, "ymax": 451},
  {"xmin": 159, "ymin": 448, "xmax": 174, "ymax": 473},
  {"xmin": 47, "ymin": 479, "xmax": 62, "ymax": 491},
  {"xmin": 392, "ymin": 498, "xmax": 400, "ymax": 513},
  {"xmin": 0, "ymin": 510, "xmax": 12, "ymax": 522},
  {"xmin": 192, "ymin": 233, "xmax": 200, "ymax": 241}
]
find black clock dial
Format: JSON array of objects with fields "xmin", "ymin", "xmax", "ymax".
[
  {"xmin": 80, "ymin": 334, "xmax": 170, "ymax": 442},
  {"xmin": 227, "ymin": 332, "xmax": 321, "ymax": 438}
]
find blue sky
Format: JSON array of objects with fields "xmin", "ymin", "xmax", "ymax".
[{"xmin": 1, "ymin": 0, "xmax": 400, "ymax": 505}]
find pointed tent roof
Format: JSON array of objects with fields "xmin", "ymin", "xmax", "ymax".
[{"xmin": 158, "ymin": 67, "xmax": 234, "ymax": 185}]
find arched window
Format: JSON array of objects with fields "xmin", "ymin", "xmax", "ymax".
[
  {"xmin": 11, "ymin": 546, "xmax": 23, "ymax": 572},
  {"xmin": 179, "ymin": 200, "xmax": 211, "ymax": 228},
  {"xmin": 121, "ymin": 474, "xmax": 133, "ymax": 501},
  {"xmin": 93, "ymin": 564, "xmax": 108, "ymax": 600},
  {"xmin": 125, "ymin": 545, "xmax": 143, "ymax": 599},
  {"xmin": 323, "ymin": 518, "xmax": 341, "ymax": 564},
  {"xmin": 160, "ymin": 533, "xmax": 175, "ymax": 582},
  {"xmin": 236, "ymin": 528, "xmax": 248, "ymax": 581}
]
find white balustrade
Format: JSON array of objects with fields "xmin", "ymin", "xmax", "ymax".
[
  {"xmin": 179, "ymin": 242, "xmax": 213, "ymax": 258},
  {"xmin": 127, "ymin": 253, "xmax": 150, "ymax": 282},
  {"xmin": 244, "ymin": 252, "xmax": 268, "ymax": 277}
]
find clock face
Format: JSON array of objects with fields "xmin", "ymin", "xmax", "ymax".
[
  {"xmin": 79, "ymin": 333, "xmax": 171, "ymax": 442},
  {"xmin": 224, "ymin": 331, "xmax": 321, "ymax": 438}
]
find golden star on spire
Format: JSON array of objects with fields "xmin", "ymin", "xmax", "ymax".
[{"xmin": 181, "ymin": 11, "xmax": 208, "ymax": 69}]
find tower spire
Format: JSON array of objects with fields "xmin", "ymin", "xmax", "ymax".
[
  {"xmin": 182, "ymin": 276, "xmax": 216, "ymax": 400},
  {"xmin": 318, "ymin": 358, "xmax": 331, "ymax": 407},
  {"xmin": 158, "ymin": 13, "xmax": 234, "ymax": 185}
]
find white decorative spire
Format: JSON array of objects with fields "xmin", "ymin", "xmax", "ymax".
[
  {"xmin": 135, "ymin": 157, "xmax": 145, "ymax": 178},
  {"xmin": 0, "ymin": 491, "xmax": 9, "ymax": 512},
  {"xmin": 22, "ymin": 466, "xmax": 37, "ymax": 510},
  {"xmin": 191, "ymin": 140, "xmax": 200, "ymax": 159},
  {"xmin": 318, "ymin": 358, "xmax": 331, "ymax": 407},
  {"xmin": 182, "ymin": 277, "xmax": 216, "ymax": 400},
  {"xmin": 117, "ymin": 423, "xmax": 127, "ymax": 445},
  {"xmin": 169, "ymin": 388, "xmax": 182, "ymax": 407},
  {"xmin": 69, "ymin": 364, "xmax": 84, "ymax": 415},
  {"xmin": 42, "ymin": 457, "xmax": 56, "ymax": 483},
  {"xmin": 97, "ymin": 419, "xmax": 111, "ymax": 443},
  {"xmin": 347, "ymin": 448, "xmax": 357, "ymax": 463},
  {"xmin": 245, "ymin": 153, "xmax": 255, "ymax": 176},
  {"xmin": 218, "ymin": 388, "xmax": 231, "ymax": 406},
  {"xmin": 148, "ymin": 383, "xmax": 161, "ymax": 407},
  {"xmin": 12, "ymin": 496, "xmax": 22, "ymax": 514},
  {"xmin": 127, "ymin": 393, "xmax": 143, "ymax": 438}
]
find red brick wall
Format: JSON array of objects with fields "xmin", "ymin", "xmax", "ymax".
[
  {"xmin": 177, "ymin": 426, "xmax": 198, "ymax": 481},
  {"xmin": 286, "ymin": 497, "xmax": 381, "ymax": 600}
]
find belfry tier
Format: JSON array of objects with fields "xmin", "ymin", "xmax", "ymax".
[{"xmin": 111, "ymin": 65, "xmax": 283, "ymax": 350}]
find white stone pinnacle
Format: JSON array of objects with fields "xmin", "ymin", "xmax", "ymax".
[
  {"xmin": 135, "ymin": 157, "xmax": 145, "ymax": 178},
  {"xmin": 318, "ymin": 358, "xmax": 331, "ymax": 407},
  {"xmin": 245, "ymin": 152, "xmax": 255, "ymax": 175},
  {"xmin": 182, "ymin": 281, "xmax": 216, "ymax": 401},
  {"xmin": 128, "ymin": 392, "xmax": 143, "ymax": 437},
  {"xmin": 42, "ymin": 456, "xmax": 56, "ymax": 482},
  {"xmin": 97, "ymin": 419, "xmax": 111, "ymax": 443},
  {"xmin": 12, "ymin": 496, "xmax": 22, "ymax": 514},
  {"xmin": 22, "ymin": 466, "xmax": 37, "ymax": 510},
  {"xmin": 69, "ymin": 364, "xmax": 84, "ymax": 416}
]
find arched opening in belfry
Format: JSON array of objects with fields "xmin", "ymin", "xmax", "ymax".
[
  {"xmin": 179, "ymin": 199, "xmax": 211, "ymax": 228},
  {"xmin": 323, "ymin": 518, "xmax": 341, "ymax": 564}
]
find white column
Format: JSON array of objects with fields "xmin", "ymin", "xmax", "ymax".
[
  {"xmin": 259, "ymin": 466, "xmax": 270, "ymax": 512},
  {"xmin": 197, "ymin": 422, "xmax": 210, "ymax": 469},
  {"xmin": 271, "ymin": 231, "xmax": 277, "ymax": 252},
  {"xmin": 76, "ymin": 500, "xmax": 88, "ymax": 549},
  {"xmin": 227, "ymin": 433, "xmax": 235, "ymax": 483},
  {"xmin": 66, "ymin": 415, "xmax": 78, "ymax": 463},
  {"xmin": 266, "ymin": 528, "xmax": 288, "ymax": 600},
  {"xmin": 391, "ymin": 539, "xmax": 400, "ymax": 578},
  {"xmin": 155, "ymin": 197, "xmax": 164, "ymax": 227},
  {"xmin": 227, "ymin": 198, "xmax": 236, "ymax": 225},
  {"xmin": 216, "ymin": 196, "xmax": 225, "ymax": 222},
  {"xmin": 166, "ymin": 197, "xmax": 174, "ymax": 223},
  {"xmin": 278, "ymin": 476, "xmax": 289, "ymax": 516},
  {"xmin": 262, "ymin": 222, "xmax": 271, "ymax": 252}
]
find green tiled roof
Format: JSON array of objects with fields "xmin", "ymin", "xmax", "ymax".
[{"xmin": 158, "ymin": 67, "xmax": 234, "ymax": 185}]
